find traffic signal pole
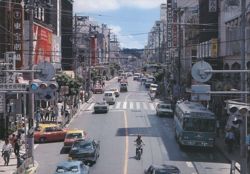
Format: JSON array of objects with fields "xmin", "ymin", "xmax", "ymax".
[
  {"xmin": 27, "ymin": 0, "xmax": 35, "ymax": 163},
  {"xmin": 240, "ymin": 0, "xmax": 248, "ymax": 173}
]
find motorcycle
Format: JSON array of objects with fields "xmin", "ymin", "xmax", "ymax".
[{"xmin": 135, "ymin": 144, "xmax": 144, "ymax": 160}]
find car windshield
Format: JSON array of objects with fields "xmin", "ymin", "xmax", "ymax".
[
  {"xmin": 105, "ymin": 93, "xmax": 112, "ymax": 96},
  {"xmin": 183, "ymin": 117, "xmax": 216, "ymax": 132},
  {"xmin": 73, "ymin": 141, "xmax": 93, "ymax": 150},
  {"xmin": 159, "ymin": 104, "xmax": 171, "ymax": 109},
  {"xmin": 66, "ymin": 133, "xmax": 82, "ymax": 139},
  {"xmin": 56, "ymin": 165, "xmax": 79, "ymax": 173}
]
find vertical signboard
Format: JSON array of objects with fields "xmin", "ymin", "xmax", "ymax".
[
  {"xmin": 209, "ymin": 0, "xmax": 217, "ymax": 12},
  {"xmin": 12, "ymin": 2, "xmax": 23, "ymax": 68},
  {"xmin": 51, "ymin": 35, "xmax": 62, "ymax": 69},
  {"xmin": 167, "ymin": 0, "xmax": 173, "ymax": 48},
  {"xmin": 33, "ymin": 23, "xmax": 52, "ymax": 64},
  {"xmin": 210, "ymin": 38, "xmax": 218, "ymax": 58},
  {"xmin": 172, "ymin": 2, "xmax": 177, "ymax": 48},
  {"xmin": 5, "ymin": 52, "xmax": 16, "ymax": 83},
  {"xmin": 0, "ymin": 94, "xmax": 5, "ymax": 113},
  {"xmin": 90, "ymin": 37, "xmax": 97, "ymax": 66}
]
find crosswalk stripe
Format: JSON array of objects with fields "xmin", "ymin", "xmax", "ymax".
[
  {"xmin": 116, "ymin": 102, "xmax": 121, "ymax": 109},
  {"xmin": 136, "ymin": 102, "xmax": 140, "ymax": 110},
  {"xmin": 129, "ymin": 102, "xmax": 133, "ymax": 109},
  {"xmin": 87, "ymin": 103, "xmax": 95, "ymax": 110},
  {"xmin": 143, "ymin": 102, "xmax": 148, "ymax": 110},
  {"xmin": 149, "ymin": 103, "xmax": 155, "ymax": 110},
  {"xmin": 123, "ymin": 102, "xmax": 127, "ymax": 109}
]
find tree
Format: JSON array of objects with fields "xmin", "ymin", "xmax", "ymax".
[{"xmin": 56, "ymin": 74, "xmax": 81, "ymax": 96}]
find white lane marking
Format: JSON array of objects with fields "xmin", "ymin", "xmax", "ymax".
[
  {"xmin": 86, "ymin": 103, "xmax": 95, "ymax": 110},
  {"xmin": 123, "ymin": 102, "xmax": 127, "ymax": 109},
  {"xmin": 149, "ymin": 103, "xmax": 155, "ymax": 110},
  {"xmin": 34, "ymin": 144, "xmax": 39, "ymax": 149},
  {"xmin": 123, "ymin": 111, "xmax": 128, "ymax": 174},
  {"xmin": 116, "ymin": 102, "xmax": 121, "ymax": 109},
  {"xmin": 186, "ymin": 162, "xmax": 194, "ymax": 168},
  {"xmin": 129, "ymin": 102, "xmax": 133, "ymax": 109},
  {"xmin": 143, "ymin": 102, "xmax": 148, "ymax": 110},
  {"xmin": 136, "ymin": 102, "xmax": 140, "ymax": 110}
]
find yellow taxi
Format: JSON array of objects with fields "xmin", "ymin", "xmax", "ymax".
[
  {"xmin": 34, "ymin": 123, "xmax": 67, "ymax": 143},
  {"xmin": 63, "ymin": 129, "xmax": 87, "ymax": 148}
]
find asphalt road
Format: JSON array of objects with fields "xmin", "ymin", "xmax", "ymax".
[{"xmin": 35, "ymin": 77, "xmax": 231, "ymax": 174}]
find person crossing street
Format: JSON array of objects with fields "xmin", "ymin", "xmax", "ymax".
[{"xmin": 1, "ymin": 139, "xmax": 12, "ymax": 166}]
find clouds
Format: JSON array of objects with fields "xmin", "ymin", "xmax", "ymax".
[
  {"xmin": 74, "ymin": 0, "xmax": 165, "ymax": 13},
  {"xmin": 110, "ymin": 25, "xmax": 144, "ymax": 49}
]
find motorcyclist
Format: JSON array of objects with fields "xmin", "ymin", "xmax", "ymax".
[{"xmin": 134, "ymin": 135, "xmax": 144, "ymax": 154}]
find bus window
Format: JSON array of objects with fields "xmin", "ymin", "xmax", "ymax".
[{"xmin": 183, "ymin": 118, "xmax": 215, "ymax": 132}]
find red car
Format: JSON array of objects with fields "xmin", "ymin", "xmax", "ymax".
[
  {"xmin": 34, "ymin": 124, "xmax": 67, "ymax": 143},
  {"xmin": 92, "ymin": 85, "xmax": 104, "ymax": 94}
]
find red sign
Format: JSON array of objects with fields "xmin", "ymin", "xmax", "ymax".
[
  {"xmin": 12, "ymin": 3, "xmax": 23, "ymax": 68},
  {"xmin": 33, "ymin": 24, "xmax": 52, "ymax": 64}
]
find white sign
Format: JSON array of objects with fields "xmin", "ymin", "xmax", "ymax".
[
  {"xmin": 5, "ymin": 52, "xmax": 16, "ymax": 83},
  {"xmin": 0, "ymin": 83, "xmax": 27, "ymax": 91},
  {"xmin": 0, "ymin": 93, "xmax": 5, "ymax": 113},
  {"xmin": 209, "ymin": 0, "xmax": 217, "ymax": 12}
]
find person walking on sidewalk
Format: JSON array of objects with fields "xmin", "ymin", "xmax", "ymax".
[
  {"xmin": 1, "ymin": 139, "xmax": 12, "ymax": 166},
  {"xmin": 225, "ymin": 128, "xmax": 235, "ymax": 153},
  {"xmin": 14, "ymin": 134, "xmax": 21, "ymax": 157}
]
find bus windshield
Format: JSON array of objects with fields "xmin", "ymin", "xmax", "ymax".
[{"xmin": 183, "ymin": 117, "xmax": 215, "ymax": 132}]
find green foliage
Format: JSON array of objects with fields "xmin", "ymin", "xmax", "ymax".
[{"xmin": 56, "ymin": 74, "xmax": 81, "ymax": 96}]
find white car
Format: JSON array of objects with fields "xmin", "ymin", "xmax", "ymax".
[
  {"xmin": 149, "ymin": 84, "xmax": 158, "ymax": 93},
  {"xmin": 103, "ymin": 91, "xmax": 116, "ymax": 105},
  {"xmin": 156, "ymin": 103, "xmax": 173, "ymax": 117}
]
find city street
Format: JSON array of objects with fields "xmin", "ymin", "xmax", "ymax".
[{"xmin": 35, "ymin": 77, "xmax": 231, "ymax": 174}]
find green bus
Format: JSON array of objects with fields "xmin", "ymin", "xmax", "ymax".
[{"xmin": 174, "ymin": 100, "xmax": 216, "ymax": 148}]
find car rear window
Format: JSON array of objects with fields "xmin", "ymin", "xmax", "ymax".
[
  {"xmin": 66, "ymin": 133, "xmax": 82, "ymax": 139},
  {"xmin": 105, "ymin": 93, "xmax": 112, "ymax": 96}
]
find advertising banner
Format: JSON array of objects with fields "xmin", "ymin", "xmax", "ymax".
[
  {"xmin": 33, "ymin": 23, "xmax": 52, "ymax": 64},
  {"xmin": 167, "ymin": 0, "xmax": 172, "ymax": 48}
]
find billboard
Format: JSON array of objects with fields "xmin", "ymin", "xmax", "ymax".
[{"xmin": 33, "ymin": 23, "xmax": 52, "ymax": 64}]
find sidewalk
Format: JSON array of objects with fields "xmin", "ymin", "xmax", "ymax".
[
  {"xmin": 215, "ymin": 132, "xmax": 250, "ymax": 173},
  {"xmin": 0, "ymin": 140, "xmax": 34, "ymax": 174}
]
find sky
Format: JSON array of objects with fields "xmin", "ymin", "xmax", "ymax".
[{"xmin": 73, "ymin": 0, "xmax": 166, "ymax": 49}]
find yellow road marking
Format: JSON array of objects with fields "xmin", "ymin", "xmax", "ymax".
[{"xmin": 123, "ymin": 110, "xmax": 128, "ymax": 174}]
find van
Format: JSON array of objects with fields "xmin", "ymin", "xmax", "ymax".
[
  {"xmin": 120, "ymin": 83, "xmax": 128, "ymax": 92},
  {"xmin": 103, "ymin": 91, "xmax": 116, "ymax": 105}
]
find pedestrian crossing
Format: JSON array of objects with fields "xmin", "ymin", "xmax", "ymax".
[{"xmin": 85, "ymin": 101, "xmax": 157, "ymax": 111}]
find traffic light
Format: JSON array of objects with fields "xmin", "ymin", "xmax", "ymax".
[{"xmin": 29, "ymin": 81, "xmax": 58, "ymax": 101}]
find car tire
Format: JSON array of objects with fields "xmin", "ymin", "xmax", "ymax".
[{"xmin": 40, "ymin": 137, "xmax": 46, "ymax": 143}]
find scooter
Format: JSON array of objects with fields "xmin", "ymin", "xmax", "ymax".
[{"xmin": 135, "ymin": 144, "xmax": 144, "ymax": 160}]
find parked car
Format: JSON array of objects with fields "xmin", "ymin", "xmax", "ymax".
[
  {"xmin": 92, "ymin": 84, "xmax": 104, "ymax": 94},
  {"xmin": 120, "ymin": 83, "xmax": 128, "ymax": 92},
  {"xmin": 156, "ymin": 103, "xmax": 173, "ymax": 117},
  {"xmin": 64, "ymin": 129, "xmax": 87, "ymax": 148},
  {"xmin": 107, "ymin": 88, "xmax": 120, "ymax": 97},
  {"xmin": 54, "ymin": 160, "xmax": 89, "ymax": 174},
  {"xmin": 145, "ymin": 164, "xmax": 180, "ymax": 174},
  {"xmin": 94, "ymin": 101, "xmax": 109, "ymax": 113},
  {"xmin": 34, "ymin": 124, "xmax": 67, "ymax": 143},
  {"xmin": 69, "ymin": 139, "xmax": 100, "ymax": 166},
  {"xmin": 103, "ymin": 91, "xmax": 116, "ymax": 105}
]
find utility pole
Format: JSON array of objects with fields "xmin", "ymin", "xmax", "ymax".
[
  {"xmin": 178, "ymin": 9, "xmax": 182, "ymax": 96},
  {"xmin": 240, "ymin": 0, "xmax": 248, "ymax": 173},
  {"xmin": 74, "ymin": 14, "xmax": 78, "ymax": 78},
  {"xmin": 27, "ymin": 0, "xmax": 34, "ymax": 163}
]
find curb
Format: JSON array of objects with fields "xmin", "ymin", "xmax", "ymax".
[{"xmin": 25, "ymin": 161, "xmax": 39, "ymax": 174}]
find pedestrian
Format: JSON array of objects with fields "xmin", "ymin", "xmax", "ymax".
[
  {"xmin": 1, "ymin": 139, "xmax": 12, "ymax": 166},
  {"xmin": 216, "ymin": 120, "xmax": 220, "ymax": 137},
  {"xmin": 45, "ymin": 108, "xmax": 50, "ymax": 121},
  {"xmin": 225, "ymin": 128, "xmax": 235, "ymax": 153},
  {"xmin": 102, "ymin": 81, "xmax": 105, "ymax": 87},
  {"xmin": 51, "ymin": 109, "xmax": 56, "ymax": 122},
  {"xmin": 35, "ymin": 109, "xmax": 41, "ymax": 128},
  {"xmin": 13, "ymin": 134, "xmax": 21, "ymax": 157},
  {"xmin": 9, "ymin": 134, "xmax": 16, "ymax": 148}
]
